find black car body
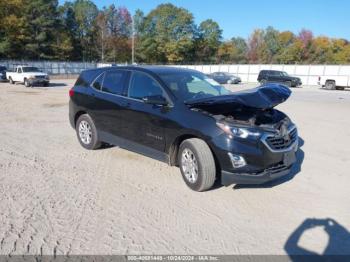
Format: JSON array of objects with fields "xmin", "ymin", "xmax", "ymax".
[
  {"xmin": 69, "ymin": 66, "xmax": 298, "ymax": 191},
  {"xmin": 258, "ymin": 70, "xmax": 302, "ymax": 87},
  {"xmin": 207, "ymin": 72, "xmax": 241, "ymax": 84},
  {"xmin": 0, "ymin": 66, "xmax": 7, "ymax": 81}
]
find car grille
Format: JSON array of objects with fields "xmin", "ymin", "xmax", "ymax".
[
  {"xmin": 35, "ymin": 75, "xmax": 46, "ymax": 79},
  {"xmin": 263, "ymin": 126, "xmax": 298, "ymax": 151}
]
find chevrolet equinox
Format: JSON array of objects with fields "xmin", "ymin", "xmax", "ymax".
[{"xmin": 69, "ymin": 66, "xmax": 298, "ymax": 191}]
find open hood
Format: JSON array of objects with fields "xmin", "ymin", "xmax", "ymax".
[{"xmin": 185, "ymin": 84, "xmax": 291, "ymax": 114}]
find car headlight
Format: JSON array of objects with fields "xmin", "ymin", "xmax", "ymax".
[
  {"xmin": 216, "ymin": 122, "xmax": 261, "ymax": 138},
  {"xmin": 29, "ymin": 75, "xmax": 35, "ymax": 79}
]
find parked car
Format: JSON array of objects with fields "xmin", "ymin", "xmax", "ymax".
[
  {"xmin": 207, "ymin": 72, "xmax": 241, "ymax": 84},
  {"xmin": 69, "ymin": 66, "xmax": 298, "ymax": 192},
  {"xmin": 0, "ymin": 66, "xmax": 7, "ymax": 82},
  {"xmin": 6, "ymin": 65, "xmax": 49, "ymax": 87},
  {"xmin": 258, "ymin": 70, "xmax": 302, "ymax": 87},
  {"xmin": 318, "ymin": 76, "xmax": 348, "ymax": 90}
]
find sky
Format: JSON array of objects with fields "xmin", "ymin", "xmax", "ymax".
[{"xmin": 59, "ymin": 0, "xmax": 349, "ymax": 40}]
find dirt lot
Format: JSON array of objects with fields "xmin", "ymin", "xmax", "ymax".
[{"xmin": 0, "ymin": 80, "xmax": 349, "ymax": 256}]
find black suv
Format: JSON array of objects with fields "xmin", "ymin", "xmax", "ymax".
[
  {"xmin": 258, "ymin": 70, "xmax": 302, "ymax": 87},
  {"xmin": 69, "ymin": 66, "xmax": 299, "ymax": 191}
]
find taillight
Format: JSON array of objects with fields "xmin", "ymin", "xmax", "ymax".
[{"xmin": 69, "ymin": 88, "xmax": 74, "ymax": 97}]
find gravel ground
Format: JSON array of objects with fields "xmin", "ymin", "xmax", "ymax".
[{"xmin": 0, "ymin": 80, "xmax": 349, "ymax": 256}]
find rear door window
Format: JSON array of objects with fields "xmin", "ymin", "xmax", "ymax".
[{"xmin": 102, "ymin": 70, "xmax": 128, "ymax": 95}]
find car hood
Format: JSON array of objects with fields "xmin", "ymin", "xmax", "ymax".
[{"xmin": 185, "ymin": 84, "xmax": 291, "ymax": 113}]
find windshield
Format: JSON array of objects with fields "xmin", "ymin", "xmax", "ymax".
[
  {"xmin": 281, "ymin": 71, "xmax": 289, "ymax": 76},
  {"xmin": 159, "ymin": 71, "xmax": 232, "ymax": 101},
  {"xmin": 22, "ymin": 67, "xmax": 40, "ymax": 72}
]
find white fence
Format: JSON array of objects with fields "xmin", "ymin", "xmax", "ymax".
[
  {"xmin": 174, "ymin": 64, "xmax": 350, "ymax": 86},
  {"xmin": 0, "ymin": 60, "xmax": 97, "ymax": 75}
]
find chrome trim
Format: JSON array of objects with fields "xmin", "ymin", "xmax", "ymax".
[{"xmin": 261, "ymin": 125, "xmax": 298, "ymax": 153}]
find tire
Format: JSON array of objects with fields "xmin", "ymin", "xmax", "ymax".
[
  {"xmin": 178, "ymin": 138, "xmax": 216, "ymax": 192},
  {"xmin": 75, "ymin": 114, "xmax": 102, "ymax": 150},
  {"xmin": 9, "ymin": 77, "xmax": 14, "ymax": 85},
  {"xmin": 260, "ymin": 79, "xmax": 267, "ymax": 85},
  {"xmin": 285, "ymin": 81, "xmax": 292, "ymax": 87},
  {"xmin": 43, "ymin": 82, "xmax": 49, "ymax": 87},
  {"xmin": 24, "ymin": 78, "xmax": 31, "ymax": 88},
  {"xmin": 325, "ymin": 80, "xmax": 336, "ymax": 90}
]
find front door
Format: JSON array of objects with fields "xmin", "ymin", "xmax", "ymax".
[{"xmin": 119, "ymin": 71, "xmax": 169, "ymax": 153}]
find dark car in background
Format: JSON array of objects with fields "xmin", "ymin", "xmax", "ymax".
[
  {"xmin": 258, "ymin": 70, "xmax": 302, "ymax": 87},
  {"xmin": 207, "ymin": 72, "xmax": 241, "ymax": 84},
  {"xmin": 0, "ymin": 66, "xmax": 7, "ymax": 81},
  {"xmin": 69, "ymin": 66, "xmax": 298, "ymax": 192}
]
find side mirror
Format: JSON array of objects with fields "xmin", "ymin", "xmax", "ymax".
[{"xmin": 142, "ymin": 95, "xmax": 168, "ymax": 106}]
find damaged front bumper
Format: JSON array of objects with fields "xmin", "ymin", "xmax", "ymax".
[
  {"xmin": 216, "ymin": 125, "xmax": 299, "ymax": 186},
  {"xmin": 221, "ymin": 157, "xmax": 295, "ymax": 185}
]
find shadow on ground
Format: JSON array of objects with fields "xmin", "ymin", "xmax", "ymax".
[{"xmin": 285, "ymin": 218, "xmax": 350, "ymax": 261}]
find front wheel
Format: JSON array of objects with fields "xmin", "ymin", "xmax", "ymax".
[
  {"xmin": 325, "ymin": 80, "xmax": 336, "ymax": 90},
  {"xmin": 178, "ymin": 138, "xmax": 216, "ymax": 192},
  {"xmin": 260, "ymin": 79, "xmax": 267, "ymax": 85},
  {"xmin": 76, "ymin": 114, "xmax": 102, "ymax": 150},
  {"xmin": 24, "ymin": 78, "xmax": 31, "ymax": 88},
  {"xmin": 285, "ymin": 81, "xmax": 292, "ymax": 87}
]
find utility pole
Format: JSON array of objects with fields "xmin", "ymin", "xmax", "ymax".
[{"xmin": 131, "ymin": 16, "xmax": 135, "ymax": 64}]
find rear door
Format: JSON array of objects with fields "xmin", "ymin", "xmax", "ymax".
[{"xmin": 88, "ymin": 69, "xmax": 129, "ymax": 138}]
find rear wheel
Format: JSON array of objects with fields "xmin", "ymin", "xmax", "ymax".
[
  {"xmin": 325, "ymin": 80, "xmax": 336, "ymax": 90},
  {"xmin": 178, "ymin": 138, "xmax": 216, "ymax": 192},
  {"xmin": 9, "ymin": 77, "xmax": 14, "ymax": 85},
  {"xmin": 76, "ymin": 114, "xmax": 102, "ymax": 150}
]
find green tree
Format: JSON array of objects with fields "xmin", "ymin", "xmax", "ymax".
[
  {"xmin": 22, "ymin": 0, "xmax": 60, "ymax": 59},
  {"xmin": 196, "ymin": 19, "xmax": 222, "ymax": 63},
  {"xmin": 73, "ymin": 0, "xmax": 99, "ymax": 61},
  {"xmin": 230, "ymin": 37, "xmax": 248, "ymax": 63},
  {"xmin": 0, "ymin": 0, "xmax": 26, "ymax": 59},
  {"xmin": 137, "ymin": 3, "xmax": 196, "ymax": 63}
]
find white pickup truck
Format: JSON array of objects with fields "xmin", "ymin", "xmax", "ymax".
[
  {"xmin": 7, "ymin": 65, "xmax": 50, "ymax": 87},
  {"xmin": 318, "ymin": 76, "xmax": 349, "ymax": 90}
]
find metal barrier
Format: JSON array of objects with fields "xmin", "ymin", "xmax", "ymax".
[
  {"xmin": 0, "ymin": 60, "xmax": 97, "ymax": 76},
  {"xmin": 175, "ymin": 64, "xmax": 350, "ymax": 86}
]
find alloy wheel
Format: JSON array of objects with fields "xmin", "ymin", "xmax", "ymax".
[
  {"xmin": 78, "ymin": 120, "xmax": 92, "ymax": 145},
  {"xmin": 181, "ymin": 148, "xmax": 199, "ymax": 183}
]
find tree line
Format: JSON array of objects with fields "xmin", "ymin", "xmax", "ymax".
[{"xmin": 1, "ymin": 0, "xmax": 349, "ymax": 64}]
